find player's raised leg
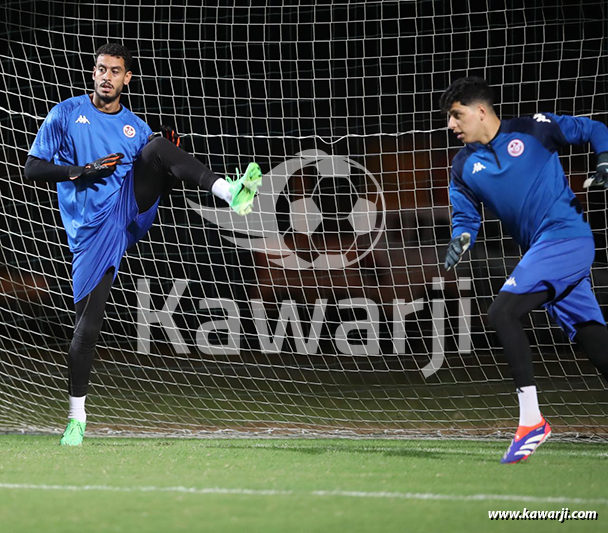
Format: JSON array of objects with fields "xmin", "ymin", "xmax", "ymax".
[{"xmin": 133, "ymin": 135, "xmax": 262, "ymax": 215}]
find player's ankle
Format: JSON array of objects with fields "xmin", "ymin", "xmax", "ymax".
[
  {"xmin": 211, "ymin": 177, "xmax": 233, "ymax": 204},
  {"xmin": 68, "ymin": 395, "xmax": 87, "ymax": 423}
]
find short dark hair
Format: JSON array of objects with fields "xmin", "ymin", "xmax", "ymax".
[
  {"xmin": 439, "ymin": 76, "xmax": 494, "ymax": 113},
  {"xmin": 94, "ymin": 43, "xmax": 133, "ymax": 71}
]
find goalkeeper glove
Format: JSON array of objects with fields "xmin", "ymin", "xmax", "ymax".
[
  {"xmin": 583, "ymin": 152, "xmax": 608, "ymax": 189},
  {"xmin": 148, "ymin": 125, "xmax": 181, "ymax": 148},
  {"xmin": 70, "ymin": 153, "xmax": 124, "ymax": 181},
  {"xmin": 444, "ymin": 232, "xmax": 471, "ymax": 271},
  {"xmin": 226, "ymin": 162, "xmax": 263, "ymax": 216}
]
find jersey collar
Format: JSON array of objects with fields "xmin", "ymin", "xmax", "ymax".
[{"xmin": 87, "ymin": 93, "xmax": 125, "ymax": 117}]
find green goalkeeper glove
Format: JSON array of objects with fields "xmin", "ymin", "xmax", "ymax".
[{"xmin": 226, "ymin": 162, "xmax": 263, "ymax": 216}]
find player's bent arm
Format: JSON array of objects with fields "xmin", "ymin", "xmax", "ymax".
[
  {"xmin": 446, "ymin": 169, "xmax": 481, "ymax": 270},
  {"xmin": 551, "ymin": 114, "xmax": 608, "ymax": 154},
  {"xmin": 541, "ymin": 114, "xmax": 608, "ymax": 189},
  {"xmin": 24, "ymin": 155, "xmax": 83, "ymax": 182},
  {"xmin": 24, "ymin": 153, "xmax": 124, "ymax": 183},
  {"xmin": 448, "ymin": 175, "xmax": 481, "ymax": 246}
]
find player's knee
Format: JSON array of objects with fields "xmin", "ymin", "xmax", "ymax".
[
  {"xmin": 140, "ymin": 136, "xmax": 170, "ymax": 162},
  {"xmin": 487, "ymin": 300, "xmax": 518, "ymax": 330},
  {"xmin": 487, "ymin": 302, "xmax": 501, "ymax": 328},
  {"xmin": 137, "ymin": 137, "xmax": 176, "ymax": 176},
  {"xmin": 147, "ymin": 135, "xmax": 173, "ymax": 153},
  {"xmin": 72, "ymin": 320, "xmax": 103, "ymax": 349}
]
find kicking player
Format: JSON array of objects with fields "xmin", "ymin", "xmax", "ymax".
[
  {"xmin": 25, "ymin": 43, "xmax": 262, "ymax": 445},
  {"xmin": 440, "ymin": 76, "xmax": 608, "ymax": 463}
]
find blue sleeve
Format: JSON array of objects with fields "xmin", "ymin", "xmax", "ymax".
[
  {"xmin": 449, "ymin": 168, "xmax": 482, "ymax": 246},
  {"xmin": 135, "ymin": 122, "xmax": 153, "ymax": 157},
  {"xmin": 28, "ymin": 104, "xmax": 66, "ymax": 161},
  {"xmin": 549, "ymin": 113, "xmax": 608, "ymax": 155}
]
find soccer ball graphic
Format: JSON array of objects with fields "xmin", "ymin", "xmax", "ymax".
[
  {"xmin": 277, "ymin": 153, "xmax": 385, "ymax": 270},
  {"xmin": 186, "ymin": 149, "xmax": 385, "ymax": 271}
]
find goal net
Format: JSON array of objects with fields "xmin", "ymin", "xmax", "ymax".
[{"xmin": 1, "ymin": 1, "xmax": 607, "ymax": 438}]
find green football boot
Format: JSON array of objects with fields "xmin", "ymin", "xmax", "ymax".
[
  {"xmin": 226, "ymin": 162, "xmax": 263, "ymax": 216},
  {"xmin": 60, "ymin": 419, "xmax": 86, "ymax": 446}
]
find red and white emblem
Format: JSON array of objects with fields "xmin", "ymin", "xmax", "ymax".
[
  {"xmin": 508, "ymin": 139, "xmax": 524, "ymax": 157},
  {"xmin": 123, "ymin": 124, "xmax": 136, "ymax": 138}
]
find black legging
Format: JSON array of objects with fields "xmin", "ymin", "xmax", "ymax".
[
  {"xmin": 68, "ymin": 138, "xmax": 219, "ymax": 396},
  {"xmin": 133, "ymin": 136, "xmax": 219, "ymax": 212},
  {"xmin": 68, "ymin": 268, "xmax": 114, "ymax": 396},
  {"xmin": 488, "ymin": 290, "xmax": 608, "ymax": 388}
]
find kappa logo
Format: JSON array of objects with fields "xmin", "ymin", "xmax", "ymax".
[
  {"xmin": 504, "ymin": 276, "xmax": 517, "ymax": 287},
  {"xmin": 74, "ymin": 115, "xmax": 90, "ymax": 125},
  {"xmin": 508, "ymin": 139, "xmax": 524, "ymax": 157},
  {"xmin": 533, "ymin": 113, "xmax": 551, "ymax": 123},
  {"xmin": 123, "ymin": 124, "xmax": 136, "ymax": 138},
  {"xmin": 472, "ymin": 162, "xmax": 486, "ymax": 174}
]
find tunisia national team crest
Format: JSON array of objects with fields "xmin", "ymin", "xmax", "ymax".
[
  {"xmin": 508, "ymin": 139, "xmax": 524, "ymax": 157},
  {"xmin": 123, "ymin": 124, "xmax": 136, "ymax": 138}
]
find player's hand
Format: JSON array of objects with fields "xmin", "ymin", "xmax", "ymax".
[
  {"xmin": 161, "ymin": 125, "xmax": 181, "ymax": 147},
  {"xmin": 71, "ymin": 153, "xmax": 124, "ymax": 181},
  {"xmin": 226, "ymin": 162, "xmax": 263, "ymax": 216},
  {"xmin": 583, "ymin": 152, "xmax": 608, "ymax": 189},
  {"xmin": 148, "ymin": 125, "xmax": 181, "ymax": 148},
  {"xmin": 444, "ymin": 232, "xmax": 471, "ymax": 271}
]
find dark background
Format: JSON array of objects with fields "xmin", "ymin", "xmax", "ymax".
[{"xmin": 0, "ymin": 0, "xmax": 607, "ymax": 434}]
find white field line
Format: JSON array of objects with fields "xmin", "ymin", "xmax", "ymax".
[{"xmin": 1, "ymin": 483, "xmax": 607, "ymax": 506}]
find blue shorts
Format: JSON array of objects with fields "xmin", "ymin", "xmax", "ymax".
[
  {"xmin": 71, "ymin": 169, "xmax": 160, "ymax": 303},
  {"xmin": 499, "ymin": 237, "xmax": 605, "ymax": 340}
]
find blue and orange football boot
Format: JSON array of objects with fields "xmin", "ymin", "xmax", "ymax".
[{"xmin": 500, "ymin": 417, "xmax": 551, "ymax": 464}]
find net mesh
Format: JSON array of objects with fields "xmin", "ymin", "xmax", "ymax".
[{"xmin": 1, "ymin": 0, "xmax": 607, "ymax": 438}]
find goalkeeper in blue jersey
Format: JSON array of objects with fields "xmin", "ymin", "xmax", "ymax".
[
  {"xmin": 25, "ymin": 44, "xmax": 262, "ymax": 445},
  {"xmin": 440, "ymin": 77, "xmax": 608, "ymax": 464}
]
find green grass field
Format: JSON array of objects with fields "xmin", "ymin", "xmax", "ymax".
[{"xmin": 0, "ymin": 435, "xmax": 606, "ymax": 532}]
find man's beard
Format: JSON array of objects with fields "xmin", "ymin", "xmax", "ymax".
[{"xmin": 95, "ymin": 83, "xmax": 122, "ymax": 104}]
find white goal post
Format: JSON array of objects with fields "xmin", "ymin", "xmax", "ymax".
[{"xmin": 0, "ymin": 1, "xmax": 607, "ymax": 438}]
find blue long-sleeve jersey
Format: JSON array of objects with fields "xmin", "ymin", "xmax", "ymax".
[
  {"xmin": 449, "ymin": 113, "xmax": 608, "ymax": 251},
  {"xmin": 29, "ymin": 94, "xmax": 152, "ymax": 253}
]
